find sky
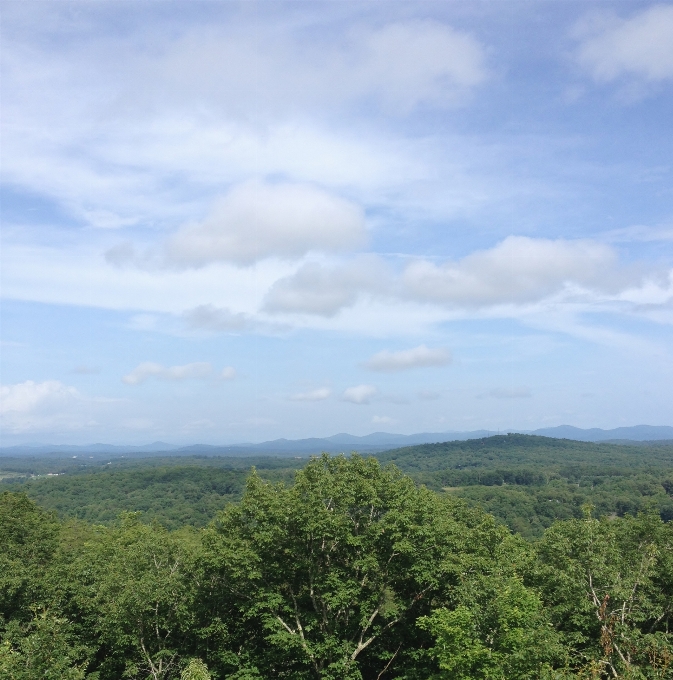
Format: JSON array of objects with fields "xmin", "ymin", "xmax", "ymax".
[{"xmin": 1, "ymin": 0, "xmax": 672, "ymax": 445}]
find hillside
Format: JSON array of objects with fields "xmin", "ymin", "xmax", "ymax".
[{"xmin": 3, "ymin": 435, "xmax": 672, "ymax": 537}]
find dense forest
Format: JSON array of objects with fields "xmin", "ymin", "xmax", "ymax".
[
  {"xmin": 4, "ymin": 435, "xmax": 673, "ymax": 536},
  {"xmin": 2, "ymin": 436, "xmax": 673, "ymax": 678}
]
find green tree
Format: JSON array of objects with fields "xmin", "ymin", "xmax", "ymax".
[
  {"xmin": 0, "ymin": 492, "xmax": 61, "ymax": 624},
  {"xmin": 201, "ymin": 453, "xmax": 508, "ymax": 679},
  {"xmin": 419, "ymin": 573, "xmax": 564, "ymax": 679},
  {"xmin": 180, "ymin": 657, "xmax": 211, "ymax": 680},
  {"xmin": 0, "ymin": 609, "xmax": 90, "ymax": 680},
  {"xmin": 66, "ymin": 514, "xmax": 200, "ymax": 680},
  {"xmin": 533, "ymin": 510, "xmax": 673, "ymax": 678}
]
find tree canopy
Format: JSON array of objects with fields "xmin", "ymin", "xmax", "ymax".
[{"xmin": 1, "ymin": 449, "xmax": 672, "ymax": 678}]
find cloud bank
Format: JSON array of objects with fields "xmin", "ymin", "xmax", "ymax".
[{"xmin": 403, "ymin": 236, "xmax": 620, "ymax": 307}]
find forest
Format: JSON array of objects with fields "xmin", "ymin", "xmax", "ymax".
[{"xmin": 1, "ymin": 435, "xmax": 673, "ymax": 678}]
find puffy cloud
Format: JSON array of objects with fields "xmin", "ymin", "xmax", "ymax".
[
  {"xmin": 263, "ymin": 257, "xmax": 389, "ymax": 316},
  {"xmin": 0, "ymin": 380, "xmax": 85, "ymax": 433},
  {"xmin": 122, "ymin": 361, "xmax": 213, "ymax": 385},
  {"xmin": 372, "ymin": 415, "xmax": 394, "ymax": 425},
  {"xmin": 183, "ymin": 304, "xmax": 250, "ymax": 332},
  {"xmin": 403, "ymin": 236, "xmax": 619, "ymax": 307},
  {"xmin": 364, "ymin": 345, "xmax": 451, "ymax": 372},
  {"xmin": 575, "ymin": 5, "xmax": 673, "ymax": 82},
  {"xmin": 1, "ymin": 380, "xmax": 78, "ymax": 414},
  {"xmin": 343, "ymin": 384, "xmax": 377, "ymax": 404},
  {"xmin": 165, "ymin": 181, "xmax": 366, "ymax": 267},
  {"xmin": 290, "ymin": 387, "xmax": 331, "ymax": 401}
]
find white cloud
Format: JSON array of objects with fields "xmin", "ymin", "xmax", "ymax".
[
  {"xmin": 364, "ymin": 345, "xmax": 452, "ymax": 372},
  {"xmin": 1, "ymin": 380, "xmax": 78, "ymax": 414},
  {"xmin": 343, "ymin": 384, "xmax": 377, "ymax": 404},
  {"xmin": 128, "ymin": 314, "xmax": 160, "ymax": 331},
  {"xmin": 0, "ymin": 9, "xmax": 489, "ymax": 254},
  {"xmin": 246, "ymin": 416, "xmax": 276, "ymax": 427},
  {"xmin": 403, "ymin": 236, "xmax": 621, "ymax": 307},
  {"xmin": 575, "ymin": 5, "xmax": 673, "ymax": 83},
  {"xmin": 352, "ymin": 20, "xmax": 487, "ymax": 112},
  {"xmin": 0, "ymin": 380, "xmax": 87, "ymax": 433},
  {"xmin": 263, "ymin": 257, "xmax": 390, "ymax": 316},
  {"xmin": 139, "ymin": 18, "xmax": 487, "ymax": 117},
  {"xmin": 122, "ymin": 361, "xmax": 213, "ymax": 385},
  {"xmin": 372, "ymin": 415, "xmax": 394, "ymax": 425},
  {"xmin": 165, "ymin": 180, "xmax": 366, "ymax": 267},
  {"xmin": 290, "ymin": 387, "xmax": 331, "ymax": 401},
  {"xmin": 183, "ymin": 304, "xmax": 250, "ymax": 332}
]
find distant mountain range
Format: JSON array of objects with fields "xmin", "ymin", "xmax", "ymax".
[
  {"xmin": 2, "ymin": 425, "xmax": 672, "ymax": 458},
  {"xmin": 526, "ymin": 425, "xmax": 673, "ymax": 442}
]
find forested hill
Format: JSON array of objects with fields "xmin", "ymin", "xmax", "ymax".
[
  {"xmin": 2, "ymin": 434, "xmax": 673, "ymax": 537},
  {"xmin": 375, "ymin": 434, "xmax": 673, "ymax": 536},
  {"xmin": 376, "ymin": 432, "xmax": 673, "ymax": 471},
  {"xmin": 0, "ymin": 457, "xmax": 302, "ymax": 529}
]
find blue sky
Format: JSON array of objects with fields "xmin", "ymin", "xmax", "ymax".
[{"xmin": 1, "ymin": 1, "xmax": 672, "ymax": 445}]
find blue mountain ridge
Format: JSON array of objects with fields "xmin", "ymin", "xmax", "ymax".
[{"xmin": 2, "ymin": 425, "xmax": 672, "ymax": 457}]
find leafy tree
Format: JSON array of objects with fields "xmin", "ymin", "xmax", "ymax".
[
  {"xmin": 419, "ymin": 574, "xmax": 564, "ymax": 679},
  {"xmin": 0, "ymin": 492, "xmax": 61, "ymax": 624},
  {"xmin": 180, "ymin": 657, "xmax": 211, "ymax": 680},
  {"xmin": 533, "ymin": 509, "xmax": 673, "ymax": 678},
  {"xmin": 201, "ymin": 453, "xmax": 508, "ymax": 679},
  {"xmin": 0, "ymin": 609, "xmax": 90, "ymax": 680},
  {"xmin": 66, "ymin": 514, "xmax": 200, "ymax": 679}
]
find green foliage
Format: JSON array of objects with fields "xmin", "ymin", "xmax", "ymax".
[
  {"xmin": 3, "ymin": 466, "xmax": 248, "ymax": 529},
  {"xmin": 1, "ymin": 443, "xmax": 672, "ymax": 679},
  {"xmin": 418, "ymin": 532, "xmax": 565, "ymax": 679},
  {"xmin": 0, "ymin": 609, "xmax": 90, "ymax": 680},
  {"xmin": 378, "ymin": 435, "xmax": 673, "ymax": 536},
  {"xmin": 64, "ymin": 513, "xmax": 200, "ymax": 679},
  {"xmin": 201, "ymin": 453, "xmax": 508, "ymax": 678},
  {"xmin": 532, "ymin": 511, "xmax": 673, "ymax": 678},
  {"xmin": 180, "ymin": 658, "xmax": 211, "ymax": 680},
  {"xmin": 419, "ymin": 575, "xmax": 564, "ymax": 679},
  {"xmin": 4, "ymin": 436, "xmax": 672, "ymax": 536},
  {"xmin": 377, "ymin": 435, "xmax": 673, "ymax": 473},
  {"xmin": 0, "ymin": 492, "xmax": 61, "ymax": 622}
]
